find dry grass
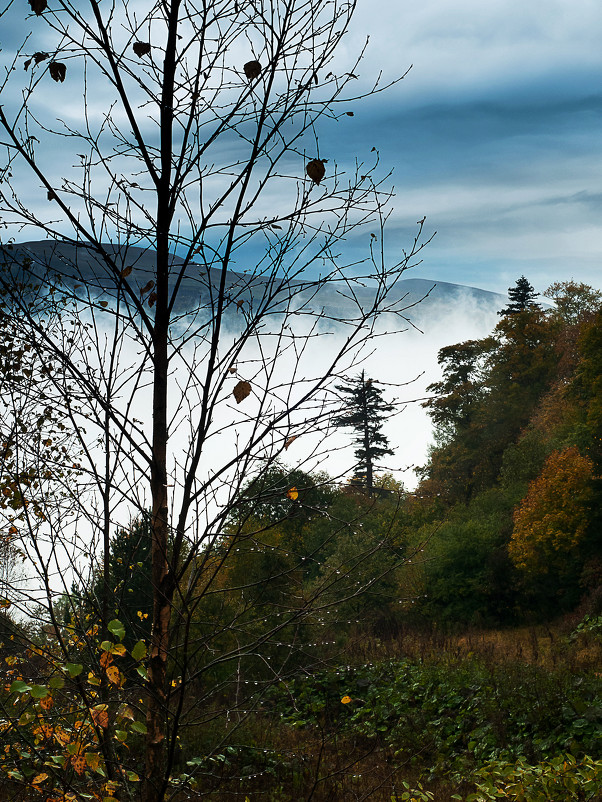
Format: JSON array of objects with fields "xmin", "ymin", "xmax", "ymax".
[{"xmin": 343, "ymin": 616, "xmax": 602, "ymax": 672}]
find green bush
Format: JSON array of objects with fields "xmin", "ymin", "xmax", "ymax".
[
  {"xmin": 271, "ymin": 657, "xmax": 602, "ymax": 777},
  {"xmin": 456, "ymin": 754, "xmax": 602, "ymax": 801}
]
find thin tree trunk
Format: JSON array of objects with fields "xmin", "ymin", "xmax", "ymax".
[{"xmin": 144, "ymin": 3, "xmax": 180, "ymax": 800}]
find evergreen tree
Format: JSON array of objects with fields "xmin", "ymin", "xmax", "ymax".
[
  {"xmin": 499, "ymin": 275, "xmax": 540, "ymax": 316},
  {"xmin": 334, "ymin": 372, "xmax": 394, "ymax": 496},
  {"xmin": 91, "ymin": 514, "xmax": 153, "ymax": 649}
]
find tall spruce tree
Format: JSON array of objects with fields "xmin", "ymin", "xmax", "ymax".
[
  {"xmin": 499, "ymin": 275, "xmax": 540, "ymax": 315},
  {"xmin": 334, "ymin": 372, "xmax": 394, "ymax": 496}
]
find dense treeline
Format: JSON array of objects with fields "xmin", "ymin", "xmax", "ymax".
[
  {"xmin": 205, "ymin": 277, "xmax": 602, "ymax": 632},
  {"xmin": 410, "ymin": 278, "xmax": 602, "ymax": 626},
  {"xmin": 1, "ymin": 278, "xmax": 601, "ymax": 801},
  {"xmin": 92, "ymin": 278, "xmax": 602, "ymax": 641}
]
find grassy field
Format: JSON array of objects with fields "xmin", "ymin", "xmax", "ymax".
[{"xmin": 178, "ymin": 618, "xmax": 602, "ymax": 801}]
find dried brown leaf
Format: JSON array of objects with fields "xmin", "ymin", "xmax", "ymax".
[
  {"xmin": 233, "ymin": 380, "xmax": 251, "ymax": 404},
  {"xmin": 28, "ymin": 0, "xmax": 47, "ymax": 15},
  {"xmin": 49, "ymin": 62, "xmax": 66, "ymax": 83},
  {"xmin": 132, "ymin": 41, "xmax": 151, "ymax": 58},
  {"xmin": 140, "ymin": 280, "xmax": 155, "ymax": 295},
  {"xmin": 284, "ymin": 435, "xmax": 297, "ymax": 450},
  {"xmin": 243, "ymin": 60, "xmax": 261, "ymax": 80},
  {"xmin": 306, "ymin": 159, "xmax": 325, "ymax": 185}
]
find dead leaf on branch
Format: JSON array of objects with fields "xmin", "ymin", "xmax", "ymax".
[
  {"xmin": 99, "ymin": 650, "xmax": 113, "ymax": 669},
  {"xmin": 91, "ymin": 706, "xmax": 109, "ymax": 729},
  {"xmin": 284, "ymin": 435, "xmax": 297, "ymax": 450},
  {"xmin": 243, "ymin": 60, "xmax": 261, "ymax": 80},
  {"xmin": 148, "ymin": 291, "xmax": 158, "ymax": 307},
  {"xmin": 24, "ymin": 52, "xmax": 49, "ymax": 70},
  {"xmin": 306, "ymin": 159, "xmax": 325, "ymax": 185},
  {"xmin": 139, "ymin": 280, "xmax": 155, "ymax": 296},
  {"xmin": 48, "ymin": 62, "xmax": 66, "ymax": 83},
  {"xmin": 132, "ymin": 42, "xmax": 151, "ymax": 58},
  {"xmin": 28, "ymin": 0, "xmax": 47, "ymax": 15},
  {"xmin": 47, "ymin": 190, "xmax": 57, "ymax": 201},
  {"xmin": 233, "ymin": 380, "xmax": 251, "ymax": 404},
  {"xmin": 120, "ymin": 264, "xmax": 133, "ymax": 278},
  {"xmin": 71, "ymin": 755, "xmax": 87, "ymax": 776}
]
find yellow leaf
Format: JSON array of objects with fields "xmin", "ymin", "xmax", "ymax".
[
  {"xmin": 286, "ymin": 487, "xmax": 299, "ymax": 501},
  {"xmin": 85, "ymin": 751, "xmax": 102, "ymax": 771},
  {"xmin": 341, "ymin": 695, "xmax": 352, "ymax": 704},
  {"xmin": 32, "ymin": 772, "xmax": 48, "ymax": 785},
  {"xmin": 106, "ymin": 665, "xmax": 121, "ymax": 685}
]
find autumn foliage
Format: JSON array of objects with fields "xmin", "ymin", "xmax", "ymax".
[{"xmin": 508, "ymin": 446, "xmax": 594, "ymax": 575}]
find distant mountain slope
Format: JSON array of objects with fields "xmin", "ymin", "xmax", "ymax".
[{"xmin": 0, "ymin": 240, "xmax": 506, "ymax": 325}]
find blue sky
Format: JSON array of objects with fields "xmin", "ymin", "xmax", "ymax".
[
  {"xmin": 331, "ymin": 0, "xmax": 602, "ymax": 296},
  {"xmin": 2, "ymin": 0, "xmax": 602, "ymax": 299}
]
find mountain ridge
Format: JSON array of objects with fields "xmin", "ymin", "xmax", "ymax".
[{"xmin": 0, "ymin": 240, "xmax": 506, "ymax": 324}]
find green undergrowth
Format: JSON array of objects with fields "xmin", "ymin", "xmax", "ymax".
[
  {"xmin": 268, "ymin": 656, "xmax": 602, "ymax": 781},
  {"xmin": 460, "ymin": 754, "xmax": 602, "ymax": 801}
]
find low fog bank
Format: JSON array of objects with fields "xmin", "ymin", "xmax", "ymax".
[{"xmin": 320, "ymin": 290, "xmax": 502, "ymax": 490}]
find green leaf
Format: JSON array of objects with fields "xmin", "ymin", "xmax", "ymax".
[
  {"xmin": 66, "ymin": 662, "xmax": 83, "ymax": 677},
  {"xmin": 100, "ymin": 640, "xmax": 114, "ymax": 652},
  {"xmin": 30, "ymin": 684, "xmax": 50, "ymax": 699},
  {"xmin": 136, "ymin": 664, "xmax": 148, "ymax": 680},
  {"xmin": 126, "ymin": 771, "xmax": 141, "ymax": 782},
  {"xmin": 108, "ymin": 619, "xmax": 125, "ymax": 641},
  {"xmin": 130, "ymin": 720, "xmax": 147, "ymax": 734},
  {"xmin": 7, "ymin": 770, "xmax": 24, "ymax": 781},
  {"xmin": 10, "ymin": 680, "xmax": 31, "ymax": 694},
  {"xmin": 115, "ymin": 729, "xmax": 128, "ymax": 742},
  {"xmin": 131, "ymin": 640, "xmax": 147, "ymax": 661},
  {"xmin": 49, "ymin": 675, "xmax": 65, "ymax": 689}
]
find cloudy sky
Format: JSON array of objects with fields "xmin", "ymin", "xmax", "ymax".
[
  {"xmin": 330, "ymin": 0, "xmax": 602, "ymax": 296},
  {"xmin": 6, "ymin": 0, "xmax": 599, "ymax": 485},
  {"xmin": 3, "ymin": 0, "xmax": 601, "ymax": 298}
]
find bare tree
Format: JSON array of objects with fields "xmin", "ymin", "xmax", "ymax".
[{"xmin": 0, "ymin": 1, "xmax": 429, "ymax": 800}]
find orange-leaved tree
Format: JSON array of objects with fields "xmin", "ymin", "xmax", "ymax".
[{"xmin": 509, "ymin": 446, "xmax": 594, "ymax": 577}]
